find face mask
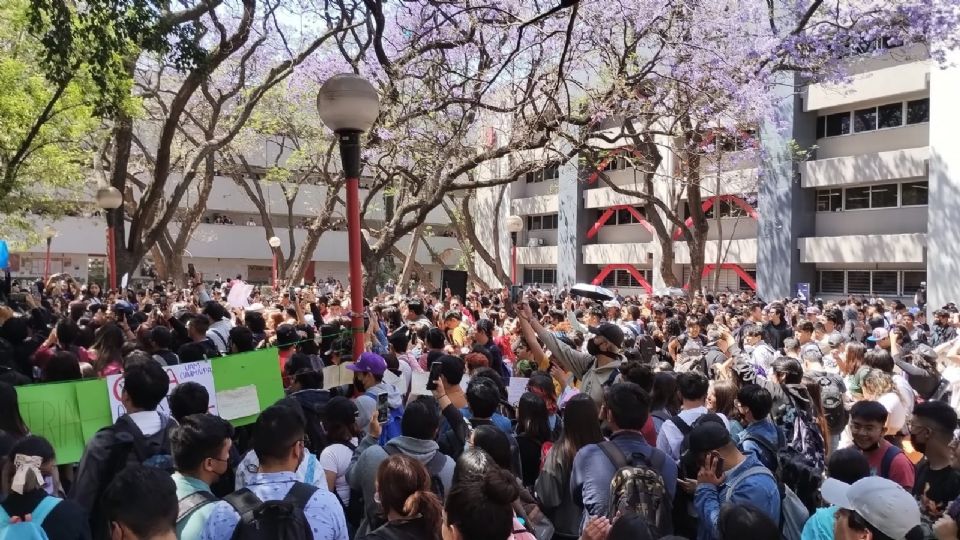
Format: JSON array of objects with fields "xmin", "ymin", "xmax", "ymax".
[
  {"xmin": 912, "ymin": 440, "xmax": 927, "ymax": 455},
  {"xmin": 42, "ymin": 476, "xmax": 55, "ymax": 496},
  {"xmin": 586, "ymin": 340, "xmax": 601, "ymax": 356},
  {"xmin": 353, "ymin": 376, "xmax": 366, "ymax": 393}
]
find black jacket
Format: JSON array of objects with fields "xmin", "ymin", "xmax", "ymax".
[
  {"xmin": 362, "ymin": 516, "xmax": 437, "ymax": 540},
  {"xmin": 2, "ymin": 491, "xmax": 90, "ymax": 540},
  {"xmin": 762, "ymin": 320, "xmax": 794, "ymax": 351}
]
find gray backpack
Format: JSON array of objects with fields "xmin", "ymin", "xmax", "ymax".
[{"xmin": 724, "ymin": 465, "xmax": 808, "ymax": 540}]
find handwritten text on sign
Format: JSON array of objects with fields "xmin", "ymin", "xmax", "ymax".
[{"xmin": 106, "ymin": 360, "xmax": 219, "ymax": 422}]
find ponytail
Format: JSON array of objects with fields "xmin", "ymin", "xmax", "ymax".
[{"xmin": 402, "ymin": 490, "xmax": 443, "ymax": 540}]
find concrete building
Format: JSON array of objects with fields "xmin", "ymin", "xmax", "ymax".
[{"xmin": 478, "ymin": 43, "xmax": 957, "ymax": 303}]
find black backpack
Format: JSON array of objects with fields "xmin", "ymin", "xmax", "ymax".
[
  {"xmin": 598, "ymin": 441, "xmax": 672, "ymax": 536},
  {"xmin": 177, "ymin": 491, "xmax": 217, "ymax": 526},
  {"xmin": 809, "ymin": 372, "xmax": 848, "ymax": 435},
  {"xmin": 224, "ymin": 482, "xmax": 318, "ymax": 540}
]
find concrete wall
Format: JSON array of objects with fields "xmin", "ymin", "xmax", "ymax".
[
  {"xmin": 801, "ymin": 147, "xmax": 929, "ymax": 188},
  {"xmin": 515, "ymin": 246, "xmax": 558, "ymax": 266},
  {"xmin": 704, "ymin": 219, "xmax": 759, "ymax": 241},
  {"xmin": 582, "ymin": 243, "xmax": 652, "ymax": 265},
  {"xmin": 511, "ymin": 195, "xmax": 559, "ymax": 215},
  {"xmin": 814, "ymin": 206, "xmax": 927, "ymax": 236},
  {"xmin": 674, "ymin": 238, "xmax": 758, "ymax": 265},
  {"xmin": 798, "ymin": 233, "xmax": 926, "ymax": 264},
  {"xmin": 584, "ymin": 187, "xmax": 648, "ymax": 209},
  {"xmin": 805, "ymin": 58, "xmax": 931, "ymax": 111},
  {"xmin": 816, "ymin": 123, "xmax": 929, "ymax": 159},
  {"xmin": 597, "ymin": 224, "xmax": 655, "ymax": 245}
]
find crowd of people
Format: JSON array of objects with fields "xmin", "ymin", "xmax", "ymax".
[{"xmin": 0, "ymin": 272, "xmax": 959, "ymax": 540}]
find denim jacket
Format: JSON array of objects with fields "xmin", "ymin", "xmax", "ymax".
[{"xmin": 694, "ymin": 453, "xmax": 780, "ymax": 540}]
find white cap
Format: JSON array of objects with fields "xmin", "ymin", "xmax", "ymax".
[
  {"xmin": 246, "ymin": 302, "xmax": 265, "ymax": 313},
  {"xmin": 603, "ymin": 300, "xmax": 621, "ymax": 309},
  {"xmin": 821, "ymin": 477, "xmax": 921, "ymax": 539}
]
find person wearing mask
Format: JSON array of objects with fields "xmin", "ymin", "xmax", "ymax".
[
  {"xmin": 170, "ymin": 414, "xmax": 234, "ymax": 540},
  {"xmin": 472, "ymin": 319, "xmax": 506, "ymax": 379},
  {"xmin": 103, "ymin": 466, "xmax": 179, "ymax": 540},
  {"xmin": 201, "ymin": 404, "xmax": 348, "ymax": 540},
  {"xmin": 71, "ymin": 359, "xmax": 174, "ymax": 537},
  {"xmin": 733, "ymin": 384, "xmax": 780, "ymax": 472},
  {"xmin": 363, "ymin": 454, "xmax": 443, "ymax": 540},
  {"xmin": 930, "ymin": 310, "xmax": 956, "ymax": 347},
  {"xmin": 821, "ymin": 476, "xmax": 924, "ymax": 540},
  {"xmin": 347, "ymin": 398, "xmax": 455, "ymax": 537},
  {"xmin": 761, "ymin": 303, "xmax": 793, "ymax": 351},
  {"xmin": 536, "ymin": 394, "xmax": 604, "ymax": 540},
  {"xmin": 571, "ymin": 382, "xmax": 678, "ymax": 518},
  {"xmin": 0, "ymin": 436, "xmax": 90, "ymax": 540},
  {"xmin": 848, "ymin": 400, "xmax": 915, "ymax": 491},
  {"xmin": 909, "ymin": 401, "xmax": 960, "ymax": 519},
  {"xmin": 515, "ymin": 392, "xmax": 552, "ymax": 489},
  {"xmin": 518, "ymin": 302, "xmax": 623, "ymax": 404},
  {"xmin": 657, "ymin": 372, "xmax": 727, "ymax": 462},
  {"xmin": 800, "ymin": 448, "xmax": 872, "ymax": 540},
  {"xmin": 349, "ymin": 353, "xmax": 404, "ymax": 437},
  {"xmin": 319, "ymin": 397, "xmax": 361, "ymax": 510},
  {"xmin": 691, "ymin": 421, "xmax": 781, "ymax": 540}
]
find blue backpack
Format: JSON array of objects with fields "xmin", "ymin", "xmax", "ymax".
[
  {"xmin": 0, "ymin": 497, "xmax": 60, "ymax": 540},
  {"xmin": 366, "ymin": 391, "xmax": 404, "ymax": 445}
]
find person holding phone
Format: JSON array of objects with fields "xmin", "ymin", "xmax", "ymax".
[{"xmin": 689, "ymin": 421, "xmax": 780, "ymax": 540}]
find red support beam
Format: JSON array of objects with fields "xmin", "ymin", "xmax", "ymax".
[
  {"xmin": 586, "ymin": 206, "xmax": 654, "ymax": 239},
  {"xmin": 590, "ymin": 264, "xmax": 653, "ymax": 295},
  {"xmin": 690, "ymin": 263, "xmax": 757, "ymax": 291},
  {"xmin": 672, "ymin": 194, "xmax": 760, "ymax": 240}
]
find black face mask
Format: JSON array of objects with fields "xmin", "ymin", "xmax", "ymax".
[
  {"xmin": 912, "ymin": 440, "xmax": 927, "ymax": 455},
  {"xmin": 353, "ymin": 375, "xmax": 365, "ymax": 393},
  {"xmin": 587, "ymin": 340, "xmax": 601, "ymax": 356}
]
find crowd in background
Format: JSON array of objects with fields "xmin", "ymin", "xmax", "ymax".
[{"xmin": 0, "ymin": 271, "xmax": 959, "ymax": 540}]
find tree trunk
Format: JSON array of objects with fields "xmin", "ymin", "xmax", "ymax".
[
  {"xmin": 442, "ymin": 194, "xmax": 511, "ymax": 287},
  {"xmin": 398, "ymin": 224, "xmax": 423, "ymax": 288},
  {"xmin": 713, "ymin": 172, "xmax": 723, "ymax": 292}
]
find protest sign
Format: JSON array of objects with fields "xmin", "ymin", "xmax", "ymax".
[
  {"xmin": 216, "ymin": 385, "xmax": 260, "ymax": 420},
  {"xmin": 106, "ymin": 360, "xmax": 218, "ymax": 422},
  {"xmin": 507, "ymin": 377, "xmax": 529, "ymax": 407},
  {"xmin": 17, "ymin": 383, "xmax": 85, "ymax": 464},
  {"xmin": 212, "ymin": 349, "xmax": 284, "ymax": 426}
]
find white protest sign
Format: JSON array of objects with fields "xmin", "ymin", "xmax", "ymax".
[
  {"xmin": 107, "ymin": 360, "xmax": 218, "ymax": 422},
  {"xmin": 216, "ymin": 385, "xmax": 260, "ymax": 420},
  {"xmin": 227, "ymin": 282, "xmax": 254, "ymax": 308},
  {"xmin": 507, "ymin": 377, "xmax": 529, "ymax": 407}
]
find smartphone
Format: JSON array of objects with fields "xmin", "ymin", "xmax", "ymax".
[
  {"xmin": 187, "ymin": 263, "xmax": 197, "ymax": 279},
  {"xmin": 288, "ymin": 286, "xmax": 296, "ymax": 300},
  {"xmin": 509, "ymin": 285, "xmax": 522, "ymax": 305},
  {"xmin": 376, "ymin": 392, "xmax": 389, "ymax": 424},
  {"xmin": 711, "ymin": 451, "xmax": 724, "ymax": 477},
  {"xmin": 426, "ymin": 361, "xmax": 443, "ymax": 391}
]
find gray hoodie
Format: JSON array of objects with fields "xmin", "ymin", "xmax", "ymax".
[
  {"xmin": 345, "ymin": 434, "xmax": 455, "ymax": 537},
  {"xmin": 355, "ymin": 381, "xmax": 404, "ymax": 436}
]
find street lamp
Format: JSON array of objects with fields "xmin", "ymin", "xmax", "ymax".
[
  {"xmin": 317, "ymin": 73, "xmax": 380, "ymax": 359},
  {"xmin": 506, "ymin": 215, "xmax": 524, "ymax": 285},
  {"xmin": 96, "ymin": 186, "xmax": 123, "ymax": 291},
  {"xmin": 43, "ymin": 226, "xmax": 56, "ymax": 283},
  {"xmin": 268, "ymin": 236, "xmax": 282, "ymax": 291}
]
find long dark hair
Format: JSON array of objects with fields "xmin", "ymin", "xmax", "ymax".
[
  {"xmin": 652, "ymin": 372, "xmax": 679, "ymax": 414},
  {"xmin": 0, "ymin": 383, "xmax": 29, "ymax": 437},
  {"xmin": 447, "ymin": 450, "xmax": 520, "ymax": 540},
  {"xmin": 517, "ymin": 392, "xmax": 551, "ymax": 443},
  {"xmin": 558, "ymin": 394, "xmax": 603, "ymax": 465},
  {"xmin": 376, "ymin": 454, "xmax": 442, "ymax": 540},
  {"xmin": 91, "ymin": 323, "xmax": 124, "ymax": 373}
]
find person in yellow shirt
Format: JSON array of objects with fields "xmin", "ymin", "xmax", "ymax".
[{"xmin": 444, "ymin": 310, "xmax": 468, "ymax": 349}]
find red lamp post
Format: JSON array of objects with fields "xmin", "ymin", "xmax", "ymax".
[
  {"xmin": 268, "ymin": 236, "xmax": 281, "ymax": 290},
  {"xmin": 43, "ymin": 226, "xmax": 56, "ymax": 283},
  {"xmin": 96, "ymin": 186, "xmax": 123, "ymax": 291},
  {"xmin": 317, "ymin": 74, "xmax": 381, "ymax": 359},
  {"xmin": 506, "ymin": 215, "xmax": 524, "ymax": 285}
]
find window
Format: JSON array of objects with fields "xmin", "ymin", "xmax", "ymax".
[
  {"xmin": 872, "ymin": 271, "xmax": 899, "ymax": 296},
  {"xmin": 854, "ymin": 107, "xmax": 877, "ymax": 132},
  {"xmin": 526, "ymin": 213, "xmax": 557, "ymax": 230},
  {"xmin": 601, "ymin": 269, "xmax": 649, "ymax": 288},
  {"xmin": 525, "ymin": 165, "xmax": 559, "ymax": 183},
  {"xmin": 818, "ymin": 271, "xmax": 845, "ymax": 294},
  {"xmin": 816, "ymin": 189, "xmax": 843, "ymax": 212},
  {"xmin": 902, "ymin": 272, "xmax": 926, "ymax": 295},
  {"xmin": 826, "ymin": 112, "xmax": 850, "ymax": 136},
  {"xmin": 816, "ymin": 116, "xmax": 826, "ymax": 139},
  {"xmin": 901, "ymin": 181, "xmax": 928, "ymax": 206},
  {"xmin": 739, "ymin": 270, "xmax": 757, "ymax": 291},
  {"xmin": 878, "ymin": 103, "xmax": 903, "ymax": 129},
  {"xmin": 906, "ymin": 98, "xmax": 929, "ymax": 124},
  {"xmin": 869, "ymin": 184, "xmax": 898, "ymax": 208},
  {"xmin": 543, "ymin": 165, "xmax": 559, "ymax": 180},
  {"xmin": 602, "ymin": 155, "xmax": 631, "ymax": 171},
  {"xmin": 523, "ymin": 268, "xmax": 557, "ymax": 285},
  {"xmin": 845, "ymin": 186, "xmax": 870, "ymax": 210},
  {"xmin": 847, "ymin": 271, "xmax": 871, "ymax": 294}
]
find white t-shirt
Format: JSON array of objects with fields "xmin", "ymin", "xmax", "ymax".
[
  {"xmin": 877, "ymin": 392, "xmax": 907, "ymax": 435},
  {"xmin": 319, "ymin": 440, "xmax": 357, "ymax": 505}
]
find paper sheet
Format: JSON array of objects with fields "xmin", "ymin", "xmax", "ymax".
[
  {"xmin": 507, "ymin": 377, "xmax": 529, "ymax": 407},
  {"xmin": 216, "ymin": 385, "xmax": 260, "ymax": 420},
  {"xmin": 409, "ymin": 371, "xmax": 431, "ymax": 398},
  {"xmin": 323, "ymin": 363, "xmax": 354, "ymax": 389}
]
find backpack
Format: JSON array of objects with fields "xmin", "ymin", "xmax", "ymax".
[
  {"xmin": 384, "ymin": 446, "xmax": 448, "ymax": 500},
  {"xmin": 224, "ymin": 482, "xmax": 318, "ymax": 540},
  {"xmin": 334, "ymin": 442, "xmax": 365, "ymax": 530},
  {"xmin": 365, "ymin": 391, "xmax": 404, "ymax": 445},
  {"xmin": 107, "ymin": 415, "xmax": 177, "ymax": 474},
  {"xmin": 177, "ymin": 491, "xmax": 217, "ymax": 525},
  {"xmin": 723, "ymin": 465, "xmax": 808, "ymax": 540},
  {"xmin": 636, "ymin": 335, "xmax": 657, "ymax": 364},
  {"xmin": 597, "ymin": 441, "xmax": 672, "ymax": 536},
  {"xmin": 673, "ymin": 414, "xmax": 725, "ymax": 479},
  {"xmin": 741, "ymin": 430, "xmax": 819, "ymax": 514},
  {"xmin": 879, "ymin": 444, "xmax": 911, "ymax": 480},
  {"xmin": 810, "ymin": 372, "xmax": 848, "ymax": 434},
  {"xmin": 674, "ymin": 349, "xmax": 708, "ymax": 374},
  {"xmin": 0, "ymin": 496, "xmax": 60, "ymax": 540},
  {"xmin": 773, "ymin": 390, "xmax": 826, "ymax": 474}
]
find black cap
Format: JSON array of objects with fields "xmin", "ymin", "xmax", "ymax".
[
  {"xmin": 275, "ymin": 324, "xmax": 299, "ymax": 347},
  {"xmin": 326, "ymin": 396, "xmax": 359, "ymax": 426},
  {"xmin": 588, "ymin": 322, "xmax": 625, "ymax": 348},
  {"xmin": 686, "ymin": 417, "xmax": 731, "ymax": 454}
]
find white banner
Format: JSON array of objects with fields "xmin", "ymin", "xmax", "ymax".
[{"xmin": 107, "ymin": 360, "xmax": 219, "ymax": 422}]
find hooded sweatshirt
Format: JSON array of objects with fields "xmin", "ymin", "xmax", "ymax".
[
  {"xmin": 346, "ymin": 435, "xmax": 455, "ymax": 537},
  {"xmin": 534, "ymin": 324, "xmax": 621, "ymax": 404},
  {"xmin": 355, "ymin": 381, "xmax": 404, "ymax": 436}
]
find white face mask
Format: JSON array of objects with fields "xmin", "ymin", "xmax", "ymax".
[{"xmin": 42, "ymin": 475, "xmax": 55, "ymax": 496}]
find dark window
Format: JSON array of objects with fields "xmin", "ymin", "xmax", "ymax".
[
  {"xmin": 739, "ymin": 270, "xmax": 757, "ymax": 291},
  {"xmin": 872, "ymin": 271, "xmax": 899, "ymax": 296},
  {"xmin": 847, "ymin": 271, "xmax": 871, "ymax": 294},
  {"xmin": 543, "ymin": 165, "xmax": 560, "ymax": 180},
  {"xmin": 819, "ymin": 271, "xmax": 845, "ymax": 294},
  {"xmin": 902, "ymin": 271, "xmax": 926, "ymax": 295},
  {"xmin": 817, "ymin": 189, "xmax": 843, "ymax": 212},
  {"xmin": 826, "ymin": 112, "xmax": 850, "ymax": 136},
  {"xmin": 901, "ymin": 181, "xmax": 928, "ymax": 206},
  {"xmin": 816, "ymin": 116, "xmax": 826, "ymax": 138},
  {"xmin": 845, "ymin": 187, "xmax": 870, "ymax": 210},
  {"xmin": 854, "ymin": 107, "xmax": 877, "ymax": 132},
  {"xmin": 906, "ymin": 98, "xmax": 929, "ymax": 124},
  {"xmin": 878, "ymin": 103, "xmax": 903, "ymax": 129},
  {"xmin": 870, "ymin": 184, "xmax": 898, "ymax": 208},
  {"xmin": 616, "ymin": 208, "xmax": 632, "ymax": 225},
  {"xmin": 531, "ymin": 216, "xmax": 542, "ymax": 230}
]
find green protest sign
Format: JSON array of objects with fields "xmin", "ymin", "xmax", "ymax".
[
  {"xmin": 16, "ymin": 348, "xmax": 284, "ymax": 463},
  {"xmin": 17, "ymin": 382, "xmax": 86, "ymax": 464}
]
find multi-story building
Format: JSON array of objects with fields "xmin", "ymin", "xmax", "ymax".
[{"xmin": 478, "ymin": 44, "xmax": 960, "ymax": 306}]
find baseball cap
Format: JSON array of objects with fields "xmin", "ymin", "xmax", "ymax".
[
  {"xmin": 275, "ymin": 324, "xmax": 299, "ymax": 347},
  {"xmin": 588, "ymin": 322, "xmax": 625, "ymax": 348},
  {"xmin": 685, "ymin": 416, "xmax": 731, "ymax": 455},
  {"xmin": 912, "ymin": 344, "xmax": 938, "ymax": 363},
  {"xmin": 325, "ymin": 396, "xmax": 360, "ymax": 426},
  {"xmin": 805, "ymin": 306, "xmax": 821, "ymax": 315},
  {"xmin": 821, "ymin": 477, "xmax": 922, "ymax": 540},
  {"xmin": 827, "ymin": 333, "xmax": 846, "ymax": 348},
  {"xmin": 346, "ymin": 352, "xmax": 387, "ymax": 375},
  {"xmin": 603, "ymin": 300, "xmax": 621, "ymax": 310},
  {"xmin": 867, "ymin": 327, "xmax": 889, "ymax": 342}
]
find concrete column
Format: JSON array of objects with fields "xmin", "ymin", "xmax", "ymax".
[
  {"xmin": 757, "ymin": 73, "xmax": 816, "ymax": 301},
  {"xmin": 557, "ymin": 153, "xmax": 585, "ymax": 287},
  {"xmin": 927, "ymin": 50, "xmax": 960, "ymax": 311},
  {"xmin": 473, "ymin": 156, "xmax": 513, "ymax": 288}
]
